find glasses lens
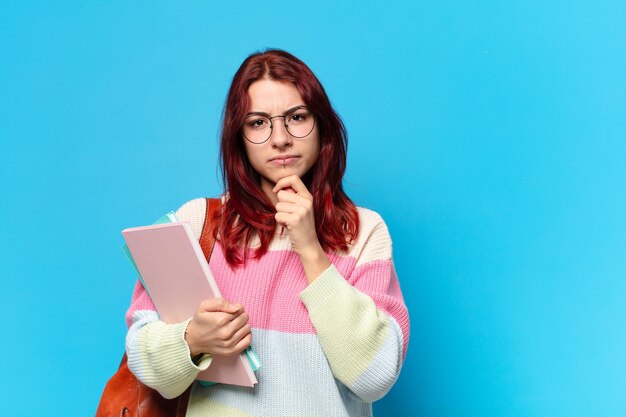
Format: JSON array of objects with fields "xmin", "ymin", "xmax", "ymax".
[
  {"xmin": 286, "ymin": 108, "xmax": 315, "ymax": 138},
  {"xmin": 242, "ymin": 115, "xmax": 271, "ymax": 143}
]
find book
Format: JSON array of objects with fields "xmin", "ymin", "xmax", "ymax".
[
  {"xmin": 122, "ymin": 212, "xmax": 177, "ymax": 298},
  {"xmin": 123, "ymin": 212, "xmax": 260, "ymax": 378},
  {"xmin": 122, "ymin": 218, "xmax": 259, "ymax": 387}
]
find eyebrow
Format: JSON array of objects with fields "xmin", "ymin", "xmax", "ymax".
[{"xmin": 244, "ymin": 105, "xmax": 308, "ymax": 118}]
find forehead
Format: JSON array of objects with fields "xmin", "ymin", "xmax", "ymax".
[{"xmin": 247, "ymin": 79, "xmax": 305, "ymax": 113}]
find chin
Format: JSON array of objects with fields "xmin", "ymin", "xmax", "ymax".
[{"xmin": 271, "ymin": 167, "xmax": 301, "ymax": 180}]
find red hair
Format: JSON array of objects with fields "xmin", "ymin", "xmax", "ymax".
[{"xmin": 217, "ymin": 49, "xmax": 359, "ymax": 267}]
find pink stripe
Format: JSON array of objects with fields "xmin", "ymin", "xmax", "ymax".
[
  {"xmin": 125, "ymin": 244, "xmax": 409, "ymax": 357},
  {"xmin": 210, "ymin": 245, "xmax": 409, "ymax": 349},
  {"xmin": 125, "ymin": 279, "xmax": 157, "ymax": 328},
  {"xmin": 208, "ymin": 245, "xmax": 357, "ymax": 334}
]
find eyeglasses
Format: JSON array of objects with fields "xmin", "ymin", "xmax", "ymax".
[{"xmin": 242, "ymin": 105, "xmax": 316, "ymax": 144}]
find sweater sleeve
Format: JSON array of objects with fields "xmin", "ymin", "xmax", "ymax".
[
  {"xmin": 124, "ymin": 198, "xmax": 212, "ymax": 399},
  {"xmin": 299, "ymin": 209, "xmax": 409, "ymax": 402}
]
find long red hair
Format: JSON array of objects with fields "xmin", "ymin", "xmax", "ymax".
[{"xmin": 216, "ymin": 49, "xmax": 359, "ymax": 267}]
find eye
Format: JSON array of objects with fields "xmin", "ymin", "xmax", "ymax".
[
  {"xmin": 245, "ymin": 117, "xmax": 270, "ymax": 130},
  {"xmin": 288, "ymin": 111, "xmax": 309, "ymax": 124}
]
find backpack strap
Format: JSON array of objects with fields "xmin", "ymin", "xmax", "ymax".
[{"xmin": 199, "ymin": 198, "xmax": 221, "ymax": 261}]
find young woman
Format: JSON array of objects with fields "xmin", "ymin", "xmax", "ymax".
[{"xmin": 125, "ymin": 49, "xmax": 409, "ymax": 417}]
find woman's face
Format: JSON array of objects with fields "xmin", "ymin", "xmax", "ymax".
[{"xmin": 243, "ymin": 79, "xmax": 320, "ymax": 199}]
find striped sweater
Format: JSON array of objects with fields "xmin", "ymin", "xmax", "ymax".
[{"xmin": 125, "ymin": 198, "xmax": 410, "ymax": 417}]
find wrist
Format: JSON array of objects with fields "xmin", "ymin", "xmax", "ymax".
[
  {"xmin": 299, "ymin": 243, "xmax": 324, "ymax": 262},
  {"xmin": 191, "ymin": 352, "xmax": 210, "ymax": 365},
  {"xmin": 299, "ymin": 244, "xmax": 331, "ymax": 283},
  {"xmin": 184, "ymin": 319, "xmax": 201, "ymax": 357}
]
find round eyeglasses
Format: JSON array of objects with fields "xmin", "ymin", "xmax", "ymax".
[{"xmin": 242, "ymin": 106, "xmax": 316, "ymax": 144}]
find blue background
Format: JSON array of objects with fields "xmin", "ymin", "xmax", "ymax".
[{"xmin": 1, "ymin": 1, "xmax": 625, "ymax": 416}]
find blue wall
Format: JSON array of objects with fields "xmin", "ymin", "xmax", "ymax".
[{"xmin": 1, "ymin": 1, "xmax": 625, "ymax": 416}]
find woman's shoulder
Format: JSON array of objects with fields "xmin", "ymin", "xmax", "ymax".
[
  {"xmin": 348, "ymin": 206, "xmax": 392, "ymax": 262},
  {"xmin": 175, "ymin": 196, "xmax": 226, "ymax": 218},
  {"xmin": 355, "ymin": 206, "xmax": 390, "ymax": 237},
  {"xmin": 174, "ymin": 197, "xmax": 222, "ymax": 240},
  {"xmin": 175, "ymin": 197, "xmax": 206, "ymax": 219},
  {"xmin": 356, "ymin": 206, "xmax": 385, "ymax": 225}
]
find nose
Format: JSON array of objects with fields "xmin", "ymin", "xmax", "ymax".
[{"xmin": 269, "ymin": 118, "xmax": 292, "ymax": 148}]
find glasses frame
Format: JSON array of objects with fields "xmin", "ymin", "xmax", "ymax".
[{"xmin": 241, "ymin": 105, "xmax": 316, "ymax": 144}]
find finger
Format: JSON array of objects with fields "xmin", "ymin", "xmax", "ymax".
[
  {"xmin": 193, "ymin": 311, "xmax": 233, "ymax": 331},
  {"xmin": 273, "ymin": 175, "xmax": 309, "ymax": 196},
  {"xmin": 275, "ymin": 202, "xmax": 295, "ymax": 215},
  {"xmin": 227, "ymin": 311, "xmax": 249, "ymax": 334},
  {"xmin": 275, "ymin": 212, "xmax": 293, "ymax": 228},
  {"xmin": 216, "ymin": 325, "xmax": 251, "ymax": 355},
  {"xmin": 275, "ymin": 201, "xmax": 308, "ymax": 215},
  {"xmin": 230, "ymin": 323, "xmax": 251, "ymax": 346},
  {"xmin": 200, "ymin": 297, "xmax": 242, "ymax": 314},
  {"xmin": 276, "ymin": 190, "xmax": 311, "ymax": 206},
  {"xmin": 213, "ymin": 309, "xmax": 247, "ymax": 338},
  {"xmin": 272, "ymin": 174, "xmax": 298, "ymax": 192},
  {"xmin": 232, "ymin": 333, "xmax": 252, "ymax": 354}
]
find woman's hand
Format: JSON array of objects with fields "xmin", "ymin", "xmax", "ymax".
[
  {"xmin": 185, "ymin": 297, "xmax": 251, "ymax": 357},
  {"xmin": 273, "ymin": 175, "xmax": 331, "ymax": 283}
]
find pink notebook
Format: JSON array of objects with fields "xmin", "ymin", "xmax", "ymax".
[{"xmin": 122, "ymin": 222, "xmax": 258, "ymax": 387}]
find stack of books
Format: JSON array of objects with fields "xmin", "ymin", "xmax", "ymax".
[{"xmin": 122, "ymin": 212, "xmax": 260, "ymax": 387}]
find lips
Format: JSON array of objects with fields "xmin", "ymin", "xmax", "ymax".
[{"xmin": 269, "ymin": 155, "xmax": 300, "ymax": 166}]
